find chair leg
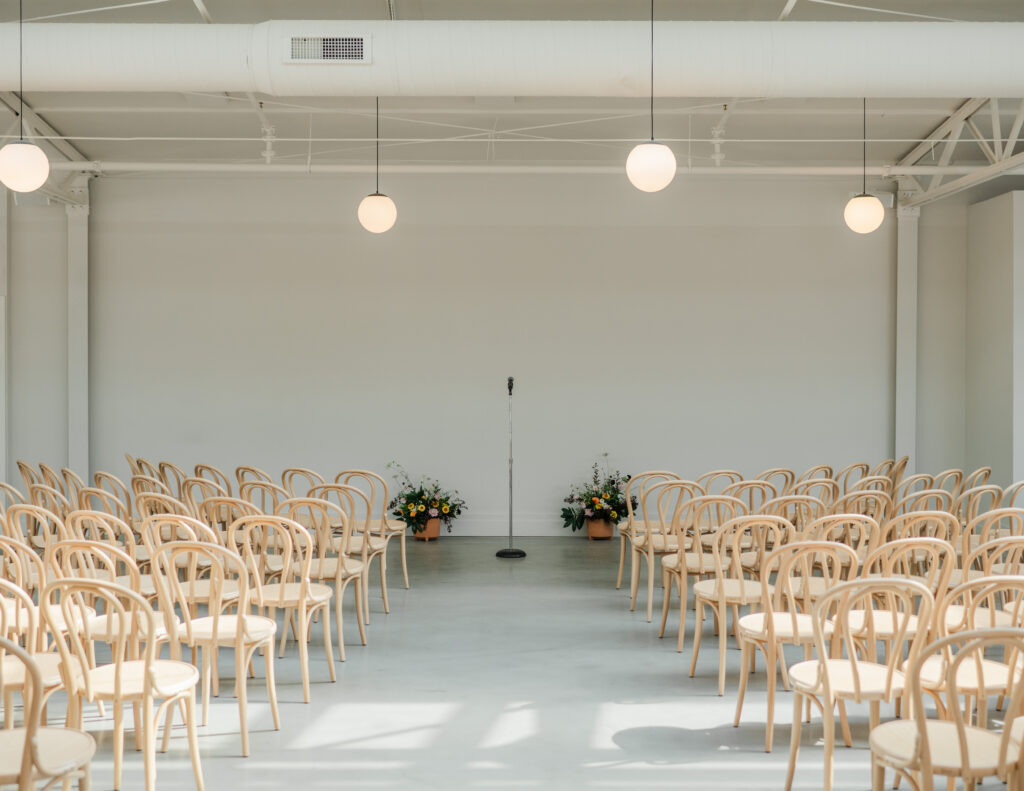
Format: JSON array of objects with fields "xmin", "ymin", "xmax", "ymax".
[
  {"xmin": 200, "ymin": 647, "xmax": 211, "ymax": 726},
  {"xmin": 689, "ymin": 599, "xmax": 705, "ymax": 678},
  {"xmin": 113, "ymin": 700, "xmax": 125, "ymax": 791},
  {"xmin": 646, "ymin": 556, "xmax": 655, "ymax": 622},
  {"xmin": 160, "ymin": 699, "xmax": 174, "ymax": 753},
  {"xmin": 616, "ymin": 533, "xmax": 626, "ymax": 589},
  {"xmin": 142, "ymin": 696, "xmax": 156, "ymax": 791},
  {"xmin": 629, "ymin": 548, "xmax": 640, "ymax": 611},
  {"xmin": 237, "ymin": 649, "xmax": 249, "ymax": 757},
  {"xmin": 362, "ymin": 567, "xmax": 371, "ymax": 625},
  {"xmin": 677, "ymin": 573, "xmax": 688, "ymax": 654},
  {"xmin": 322, "ymin": 603, "xmax": 336, "ymax": 682},
  {"xmin": 734, "ymin": 639, "xmax": 751, "ymax": 729},
  {"xmin": 264, "ymin": 643, "xmax": 281, "ymax": 731},
  {"xmin": 839, "ymin": 700, "xmax": 853, "ymax": 748},
  {"xmin": 379, "ymin": 551, "xmax": 390, "ymax": 614},
  {"xmin": 184, "ymin": 692, "xmax": 204, "ymax": 791},
  {"xmin": 872, "ymin": 757, "xmax": 885, "ymax": 791},
  {"xmin": 334, "ymin": 583, "xmax": 347, "ymax": 662},
  {"xmin": 717, "ymin": 602, "xmax": 728, "ymax": 696},
  {"xmin": 354, "ymin": 578, "xmax": 367, "ymax": 646},
  {"xmin": 658, "ymin": 569, "xmax": 671, "ymax": 638},
  {"xmin": 765, "ymin": 641, "xmax": 778, "ymax": 752},
  {"xmin": 823, "ymin": 700, "xmax": 836, "ymax": 791},
  {"xmin": 399, "ymin": 532, "xmax": 409, "ymax": 589},
  {"xmin": 785, "ymin": 693, "xmax": 803, "ymax": 791},
  {"xmin": 298, "ymin": 607, "xmax": 311, "ymax": 703}
]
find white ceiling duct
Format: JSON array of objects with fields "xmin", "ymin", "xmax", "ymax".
[{"xmin": 1, "ymin": 21, "xmax": 1024, "ymax": 98}]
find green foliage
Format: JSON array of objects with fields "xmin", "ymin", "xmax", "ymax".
[
  {"xmin": 561, "ymin": 453, "xmax": 634, "ymax": 532},
  {"xmin": 387, "ymin": 461, "xmax": 467, "ymax": 534}
]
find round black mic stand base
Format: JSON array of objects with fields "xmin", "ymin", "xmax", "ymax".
[{"xmin": 496, "ymin": 547, "xmax": 526, "ymax": 559}]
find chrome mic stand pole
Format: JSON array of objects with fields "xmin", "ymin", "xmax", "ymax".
[{"xmin": 496, "ymin": 376, "xmax": 526, "ymax": 559}]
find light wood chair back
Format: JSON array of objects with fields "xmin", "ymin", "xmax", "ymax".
[
  {"xmin": 235, "ymin": 465, "xmax": 273, "ymax": 487},
  {"xmin": 869, "ymin": 458, "xmax": 895, "ymax": 478},
  {"xmin": 194, "ymin": 463, "xmax": 233, "ymax": 497},
  {"xmin": 282, "ymin": 467, "xmax": 326, "ymax": 498},
  {"xmin": 937, "ymin": 576, "xmax": 1024, "ymax": 635},
  {"xmin": 277, "ymin": 497, "xmax": 355, "ymax": 570},
  {"xmin": 960, "ymin": 466, "xmax": 993, "ymax": 495},
  {"xmin": 893, "ymin": 488, "xmax": 954, "ymax": 516},
  {"xmin": 834, "ymin": 462, "xmax": 870, "ymax": 494},
  {"xmin": 790, "ymin": 478, "xmax": 839, "ymax": 506},
  {"xmin": 892, "ymin": 472, "xmax": 935, "ymax": 503},
  {"xmin": 952, "ymin": 484, "xmax": 1003, "ymax": 526},
  {"xmin": 624, "ymin": 472, "xmax": 683, "ymax": 528},
  {"xmin": 307, "ymin": 483, "xmax": 375, "ymax": 536},
  {"xmin": 706, "ymin": 515, "xmax": 791, "ymax": 587},
  {"xmin": 760, "ymin": 541, "xmax": 859, "ymax": 632},
  {"xmin": 336, "ymin": 469, "xmax": 395, "ymax": 526},
  {"xmin": 134, "ymin": 492, "xmax": 192, "ymax": 521},
  {"xmin": 831, "ymin": 490, "xmax": 892, "ymax": 524},
  {"xmin": 77, "ymin": 487, "xmax": 133, "ymax": 527},
  {"xmin": 722, "ymin": 480, "xmax": 777, "ymax": 514},
  {"xmin": 46, "ymin": 539, "xmax": 140, "ymax": 593},
  {"xmin": 796, "ymin": 464, "xmax": 833, "ymax": 483},
  {"xmin": 674, "ymin": 495, "xmax": 747, "ymax": 546},
  {"xmin": 130, "ymin": 475, "xmax": 171, "ymax": 498},
  {"xmin": 93, "ymin": 471, "xmax": 133, "ymax": 516},
  {"xmin": 181, "ymin": 477, "xmax": 227, "ymax": 519},
  {"xmin": 963, "ymin": 507, "xmax": 1024, "ymax": 551},
  {"xmin": 754, "ymin": 468, "xmax": 795, "ymax": 496},
  {"xmin": 157, "ymin": 461, "xmax": 188, "ymax": 499},
  {"xmin": 799, "ymin": 513, "xmax": 880, "ymax": 558},
  {"xmin": 848, "ymin": 475, "xmax": 894, "ymax": 496},
  {"xmin": 695, "ymin": 470, "xmax": 743, "ymax": 494},
  {"xmin": 963, "ymin": 535, "xmax": 1024, "ymax": 579},
  {"xmin": 60, "ymin": 468, "xmax": 87, "ymax": 502},
  {"xmin": 28, "ymin": 484, "xmax": 73, "ymax": 520},
  {"xmin": 932, "ymin": 468, "xmax": 964, "ymax": 495},
  {"xmin": 862, "ymin": 537, "xmax": 955, "ymax": 613},
  {"xmin": 16, "ymin": 460, "xmax": 40, "ymax": 494},
  {"xmin": 230, "ymin": 515, "xmax": 314, "ymax": 599},
  {"xmin": 239, "ymin": 480, "xmax": 289, "ymax": 514},
  {"xmin": 880, "ymin": 511, "xmax": 960, "ymax": 545},
  {"xmin": 5, "ymin": 504, "xmax": 69, "ymax": 554},
  {"xmin": 134, "ymin": 457, "xmax": 162, "ymax": 480},
  {"xmin": 0, "ymin": 534, "xmax": 45, "ymax": 591},
  {"xmin": 124, "ymin": 453, "xmax": 139, "ymax": 476},
  {"xmin": 38, "ymin": 463, "xmax": 65, "ymax": 496},
  {"xmin": 890, "ymin": 455, "xmax": 910, "ymax": 487},
  {"xmin": 64, "ymin": 510, "xmax": 141, "ymax": 564},
  {"xmin": 140, "ymin": 514, "xmax": 219, "ymax": 560},
  {"xmin": 1003, "ymin": 480, "xmax": 1024, "ymax": 508},
  {"xmin": 197, "ymin": 496, "xmax": 260, "ymax": 543},
  {"xmin": 762, "ymin": 495, "xmax": 827, "ymax": 531},
  {"xmin": 0, "ymin": 482, "xmax": 25, "ymax": 512}
]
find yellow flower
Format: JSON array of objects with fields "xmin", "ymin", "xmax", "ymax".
[
  {"xmin": 610, "ymin": 511, "xmax": 618, "ymax": 519},
  {"xmin": 418, "ymin": 504, "xmax": 426, "ymax": 512},
  {"xmin": 602, "ymin": 493, "xmax": 610, "ymax": 500},
  {"xmin": 431, "ymin": 500, "xmax": 439, "ymax": 507},
  {"xmin": 442, "ymin": 505, "xmax": 450, "ymax": 514}
]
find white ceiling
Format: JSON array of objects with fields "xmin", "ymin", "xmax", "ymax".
[{"xmin": 0, "ymin": 1, "xmax": 1019, "ymax": 179}]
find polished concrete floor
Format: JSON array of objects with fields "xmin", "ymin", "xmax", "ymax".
[{"xmin": 74, "ymin": 537, "xmax": 878, "ymax": 790}]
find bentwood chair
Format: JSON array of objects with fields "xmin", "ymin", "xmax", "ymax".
[
  {"xmin": 831, "ymin": 490, "xmax": 893, "ymax": 524},
  {"xmin": 134, "ymin": 458, "xmax": 162, "ymax": 481},
  {"xmin": 689, "ymin": 515, "xmax": 790, "ymax": 695},
  {"xmin": 952, "ymin": 484, "xmax": 1003, "ymax": 527},
  {"xmin": 932, "ymin": 468, "xmax": 964, "ymax": 496},
  {"xmin": 616, "ymin": 472, "xmax": 682, "ymax": 591},
  {"xmin": 960, "ymin": 466, "xmax": 993, "ymax": 495},
  {"xmin": 755, "ymin": 468, "xmax": 796, "ymax": 497},
  {"xmin": 6, "ymin": 504, "xmax": 70, "ymax": 556},
  {"xmin": 277, "ymin": 498, "xmax": 366, "ymax": 661},
  {"xmin": 870, "ymin": 628, "xmax": 1024, "ymax": 791},
  {"xmin": 721, "ymin": 480, "xmax": 777, "ymax": 515},
  {"xmin": 152, "ymin": 542, "xmax": 279, "ymax": 757},
  {"xmin": 181, "ymin": 477, "xmax": 227, "ymax": 519},
  {"xmin": 157, "ymin": 461, "xmax": 188, "ymax": 499},
  {"xmin": 893, "ymin": 489, "xmax": 954, "ymax": 516},
  {"xmin": 1004, "ymin": 480, "xmax": 1024, "ymax": 508},
  {"xmin": 0, "ymin": 636, "xmax": 95, "ymax": 791},
  {"xmin": 38, "ymin": 464, "xmax": 65, "ymax": 496},
  {"xmin": 762, "ymin": 495, "xmax": 827, "ymax": 533},
  {"xmin": 0, "ymin": 482, "xmax": 24, "ymax": 512},
  {"xmin": 696, "ymin": 470, "xmax": 743, "ymax": 494},
  {"xmin": 337, "ymin": 469, "xmax": 411, "ymax": 590},
  {"xmin": 795, "ymin": 464, "xmax": 834, "ymax": 483},
  {"xmin": 239, "ymin": 480, "xmax": 290, "ymax": 514},
  {"xmin": 870, "ymin": 458, "xmax": 895, "ymax": 479},
  {"xmin": 790, "ymin": 478, "xmax": 839, "ymax": 507},
  {"xmin": 16, "ymin": 461, "xmax": 40, "ymax": 496},
  {"xmin": 194, "ymin": 463, "xmax": 234, "ymax": 497},
  {"xmin": 657, "ymin": 494, "xmax": 746, "ymax": 646},
  {"xmin": 893, "ymin": 473, "xmax": 935, "ymax": 503},
  {"xmin": 61, "ymin": 468, "xmax": 87, "ymax": 503},
  {"xmin": 282, "ymin": 467, "xmax": 326, "ymax": 498},
  {"xmin": 235, "ymin": 466, "xmax": 274, "ymax": 488},
  {"xmin": 849, "ymin": 475, "xmax": 895, "ymax": 496},
  {"xmin": 130, "ymin": 476, "xmax": 172, "ymax": 499},
  {"xmin": 784, "ymin": 578, "xmax": 934, "ymax": 791},
  {"xmin": 230, "ymin": 515, "xmax": 336, "ymax": 702},
  {"xmin": 734, "ymin": 540, "xmax": 859, "ymax": 752},
  {"xmin": 27, "ymin": 485, "xmax": 73, "ymax": 521},
  {"xmin": 197, "ymin": 496, "xmax": 260, "ymax": 545},
  {"xmin": 834, "ymin": 462, "xmax": 870, "ymax": 494},
  {"xmin": 43, "ymin": 578, "xmax": 204, "ymax": 791},
  {"xmin": 93, "ymin": 471, "xmax": 134, "ymax": 515}
]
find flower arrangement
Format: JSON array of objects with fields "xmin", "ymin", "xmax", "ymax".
[
  {"xmin": 387, "ymin": 462, "xmax": 467, "ymax": 534},
  {"xmin": 561, "ymin": 454, "xmax": 635, "ymax": 532}
]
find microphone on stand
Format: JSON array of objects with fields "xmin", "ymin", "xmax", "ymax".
[{"xmin": 497, "ymin": 375, "xmax": 526, "ymax": 559}]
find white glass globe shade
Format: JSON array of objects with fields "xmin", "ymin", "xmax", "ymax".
[
  {"xmin": 844, "ymin": 193, "xmax": 885, "ymax": 234},
  {"xmin": 625, "ymin": 142, "xmax": 677, "ymax": 192},
  {"xmin": 357, "ymin": 193, "xmax": 397, "ymax": 234},
  {"xmin": 0, "ymin": 141, "xmax": 49, "ymax": 193}
]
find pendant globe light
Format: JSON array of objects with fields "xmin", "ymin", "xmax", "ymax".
[
  {"xmin": 844, "ymin": 98, "xmax": 884, "ymax": 234},
  {"xmin": 0, "ymin": 0, "xmax": 49, "ymax": 193},
  {"xmin": 358, "ymin": 97, "xmax": 397, "ymax": 234},
  {"xmin": 626, "ymin": 0, "xmax": 676, "ymax": 192}
]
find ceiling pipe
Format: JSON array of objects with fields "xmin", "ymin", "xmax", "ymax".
[
  {"xmin": 46, "ymin": 161, "xmax": 1014, "ymax": 176},
  {"xmin": 2, "ymin": 21, "xmax": 1024, "ymax": 97}
]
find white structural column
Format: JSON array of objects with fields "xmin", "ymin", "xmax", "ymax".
[
  {"xmin": 894, "ymin": 204, "xmax": 921, "ymax": 470},
  {"xmin": 65, "ymin": 184, "xmax": 89, "ymax": 477},
  {"xmin": 0, "ymin": 190, "xmax": 8, "ymax": 483}
]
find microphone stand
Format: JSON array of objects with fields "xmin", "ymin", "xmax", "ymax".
[{"xmin": 496, "ymin": 376, "xmax": 526, "ymax": 559}]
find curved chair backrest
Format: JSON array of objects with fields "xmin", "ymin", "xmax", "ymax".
[
  {"xmin": 848, "ymin": 475, "xmax": 894, "ymax": 496},
  {"xmin": 673, "ymin": 495, "xmax": 746, "ymax": 546},
  {"xmin": 282, "ymin": 467, "xmax": 326, "ymax": 498},
  {"xmin": 938, "ymin": 576, "xmax": 1024, "ymax": 634},
  {"xmin": 870, "ymin": 458, "xmax": 895, "ymax": 478},
  {"xmin": 336, "ymin": 469, "xmax": 396, "ymax": 526},
  {"xmin": 28, "ymin": 484, "xmax": 73, "ymax": 520},
  {"xmin": 16, "ymin": 460, "xmax": 40, "ymax": 493},
  {"xmin": 963, "ymin": 535, "xmax": 1024, "ymax": 579},
  {"xmin": 134, "ymin": 457, "xmax": 161, "ymax": 480},
  {"xmin": 705, "ymin": 515, "xmax": 791, "ymax": 593},
  {"xmin": 932, "ymin": 469, "xmax": 964, "ymax": 496},
  {"xmin": 47, "ymin": 538, "xmax": 140, "ymax": 593},
  {"xmin": 197, "ymin": 496, "xmax": 260, "ymax": 543},
  {"xmin": 181, "ymin": 477, "xmax": 227, "ymax": 519},
  {"xmin": 38, "ymin": 463, "xmax": 65, "ymax": 495},
  {"xmin": 140, "ymin": 514, "xmax": 220, "ymax": 558},
  {"xmin": 790, "ymin": 478, "xmax": 839, "ymax": 506},
  {"xmin": 831, "ymin": 490, "xmax": 892, "ymax": 524},
  {"xmin": 93, "ymin": 471, "xmax": 133, "ymax": 517},
  {"xmin": 893, "ymin": 472, "xmax": 935, "ymax": 503},
  {"xmin": 77, "ymin": 487, "xmax": 133, "ymax": 526},
  {"xmin": 625, "ymin": 472, "xmax": 684, "ymax": 527},
  {"xmin": 6, "ymin": 504, "xmax": 69, "ymax": 554},
  {"xmin": 796, "ymin": 464, "xmax": 834, "ymax": 483},
  {"xmin": 960, "ymin": 467, "xmax": 993, "ymax": 495},
  {"xmin": 134, "ymin": 492, "xmax": 191, "ymax": 521},
  {"xmin": 695, "ymin": 470, "xmax": 743, "ymax": 494},
  {"xmin": 277, "ymin": 497, "xmax": 354, "ymax": 566},
  {"xmin": 862, "ymin": 537, "xmax": 955, "ymax": 615},
  {"xmin": 800, "ymin": 513, "xmax": 880, "ymax": 558},
  {"xmin": 762, "ymin": 495, "xmax": 827, "ymax": 531},
  {"xmin": 239, "ymin": 480, "xmax": 289, "ymax": 514},
  {"xmin": 130, "ymin": 475, "xmax": 171, "ymax": 498},
  {"xmin": 721, "ymin": 480, "xmax": 777, "ymax": 514},
  {"xmin": 964, "ymin": 508, "xmax": 1024, "ymax": 554},
  {"xmin": 194, "ymin": 463, "xmax": 234, "ymax": 497},
  {"xmin": 229, "ymin": 515, "xmax": 314, "ymax": 597},
  {"xmin": 631, "ymin": 480, "xmax": 703, "ymax": 547},
  {"xmin": 0, "ymin": 482, "xmax": 25, "ymax": 512},
  {"xmin": 124, "ymin": 453, "xmax": 140, "ymax": 476},
  {"xmin": 0, "ymin": 535, "xmax": 46, "ymax": 599},
  {"xmin": 157, "ymin": 461, "xmax": 188, "ymax": 499},
  {"xmin": 307, "ymin": 483, "xmax": 375, "ymax": 535},
  {"xmin": 236, "ymin": 465, "xmax": 273, "ymax": 487},
  {"xmin": 834, "ymin": 462, "xmax": 869, "ymax": 494},
  {"xmin": 754, "ymin": 468, "xmax": 795, "ymax": 496},
  {"xmin": 64, "ymin": 510, "xmax": 141, "ymax": 563},
  {"xmin": 880, "ymin": 511, "xmax": 960, "ymax": 546},
  {"xmin": 0, "ymin": 635, "xmax": 46, "ymax": 780},
  {"xmin": 0, "ymin": 578, "xmax": 42, "ymax": 651},
  {"xmin": 952, "ymin": 485, "xmax": 1003, "ymax": 526},
  {"xmin": 893, "ymin": 488, "xmax": 953, "ymax": 516},
  {"xmin": 60, "ymin": 468, "xmax": 87, "ymax": 502}
]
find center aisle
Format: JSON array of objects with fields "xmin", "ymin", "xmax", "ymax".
[{"xmin": 92, "ymin": 537, "xmax": 874, "ymax": 790}]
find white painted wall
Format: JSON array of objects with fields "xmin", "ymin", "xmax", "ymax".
[
  {"xmin": 84, "ymin": 174, "xmax": 899, "ymax": 534},
  {"xmin": 7, "ymin": 199, "xmax": 68, "ymax": 478}
]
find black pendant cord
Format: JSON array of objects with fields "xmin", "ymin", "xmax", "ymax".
[
  {"xmin": 862, "ymin": 97, "xmax": 866, "ymax": 195},
  {"xmin": 649, "ymin": 0, "xmax": 654, "ymax": 142},
  {"xmin": 18, "ymin": 0, "xmax": 24, "ymax": 141},
  {"xmin": 375, "ymin": 96, "xmax": 380, "ymax": 195}
]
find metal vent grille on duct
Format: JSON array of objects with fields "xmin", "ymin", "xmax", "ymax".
[{"xmin": 289, "ymin": 36, "xmax": 367, "ymax": 62}]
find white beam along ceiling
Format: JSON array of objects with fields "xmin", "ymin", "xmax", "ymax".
[{"xmin": 3, "ymin": 21, "xmax": 1024, "ymax": 97}]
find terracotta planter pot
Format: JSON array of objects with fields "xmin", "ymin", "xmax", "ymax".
[
  {"xmin": 586, "ymin": 518, "xmax": 614, "ymax": 540},
  {"xmin": 414, "ymin": 517, "xmax": 442, "ymax": 541}
]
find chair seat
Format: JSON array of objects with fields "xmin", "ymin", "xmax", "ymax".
[
  {"xmin": 258, "ymin": 581, "xmax": 333, "ymax": 607},
  {"xmin": 692, "ymin": 578, "xmax": 761, "ymax": 604},
  {"xmin": 88, "ymin": 659, "xmax": 198, "ymax": 699},
  {"xmin": 0, "ymin": 726, "xmax": 95, "ymax": 783},
  {"xmin": 790, "ymin": 658, "xmax": 903, "ymax": 699},
  {"xmin": 172, "ymin": 579, "xmax": 239, "ymax": 602},
  {"xmin": 115, "ymin": 573, "xmax": 156, "ymax": 598},
  {"xmin": 846, "ymin": 609, "xmax": 920, "ymax": 637},
  {"xmin": 342, "ymin": 534, "xmax": 387, "ymax": 554},
  {"xmin": 947, "ymin": 567, "xmax": 986, "ymax": 584},
  {"xmin": 87, "ymin": 612, "xmax": 179, "ymax": 643},
  {"xmin": 945, "ymin": 605, "xmax": 1016, "ymax": 631},
  {"xmin": 661, "ymin": 551, "xmax": 713, "ymax": 573},
  {"xmin": 789, "ymin": 577, "xmax": 829, "ymax": 599},
  {"xmin": 183, "ymin": 615, "xmax": 276, "ymax": 645},
  {"xmin": 632, "ymin": 534, "xmax": 678, "ymax": 552},
  {"xmin": 308, "ymin": 557, "xmax": 365, "ymax": 580},
  {"xmin": 913, "ymin": 654, "xmax": 1018, "ymax": 692},
  {"xmin": 737, "ymin": 610, "xmax": 824, "ymax": 642},
  {"xmin": 871, "ymin": 719, "xmax": 1011, "ymax": 774},
  {"xmin": 1, "ymin": 652, "xmax": 69, "ymax": 689}
]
